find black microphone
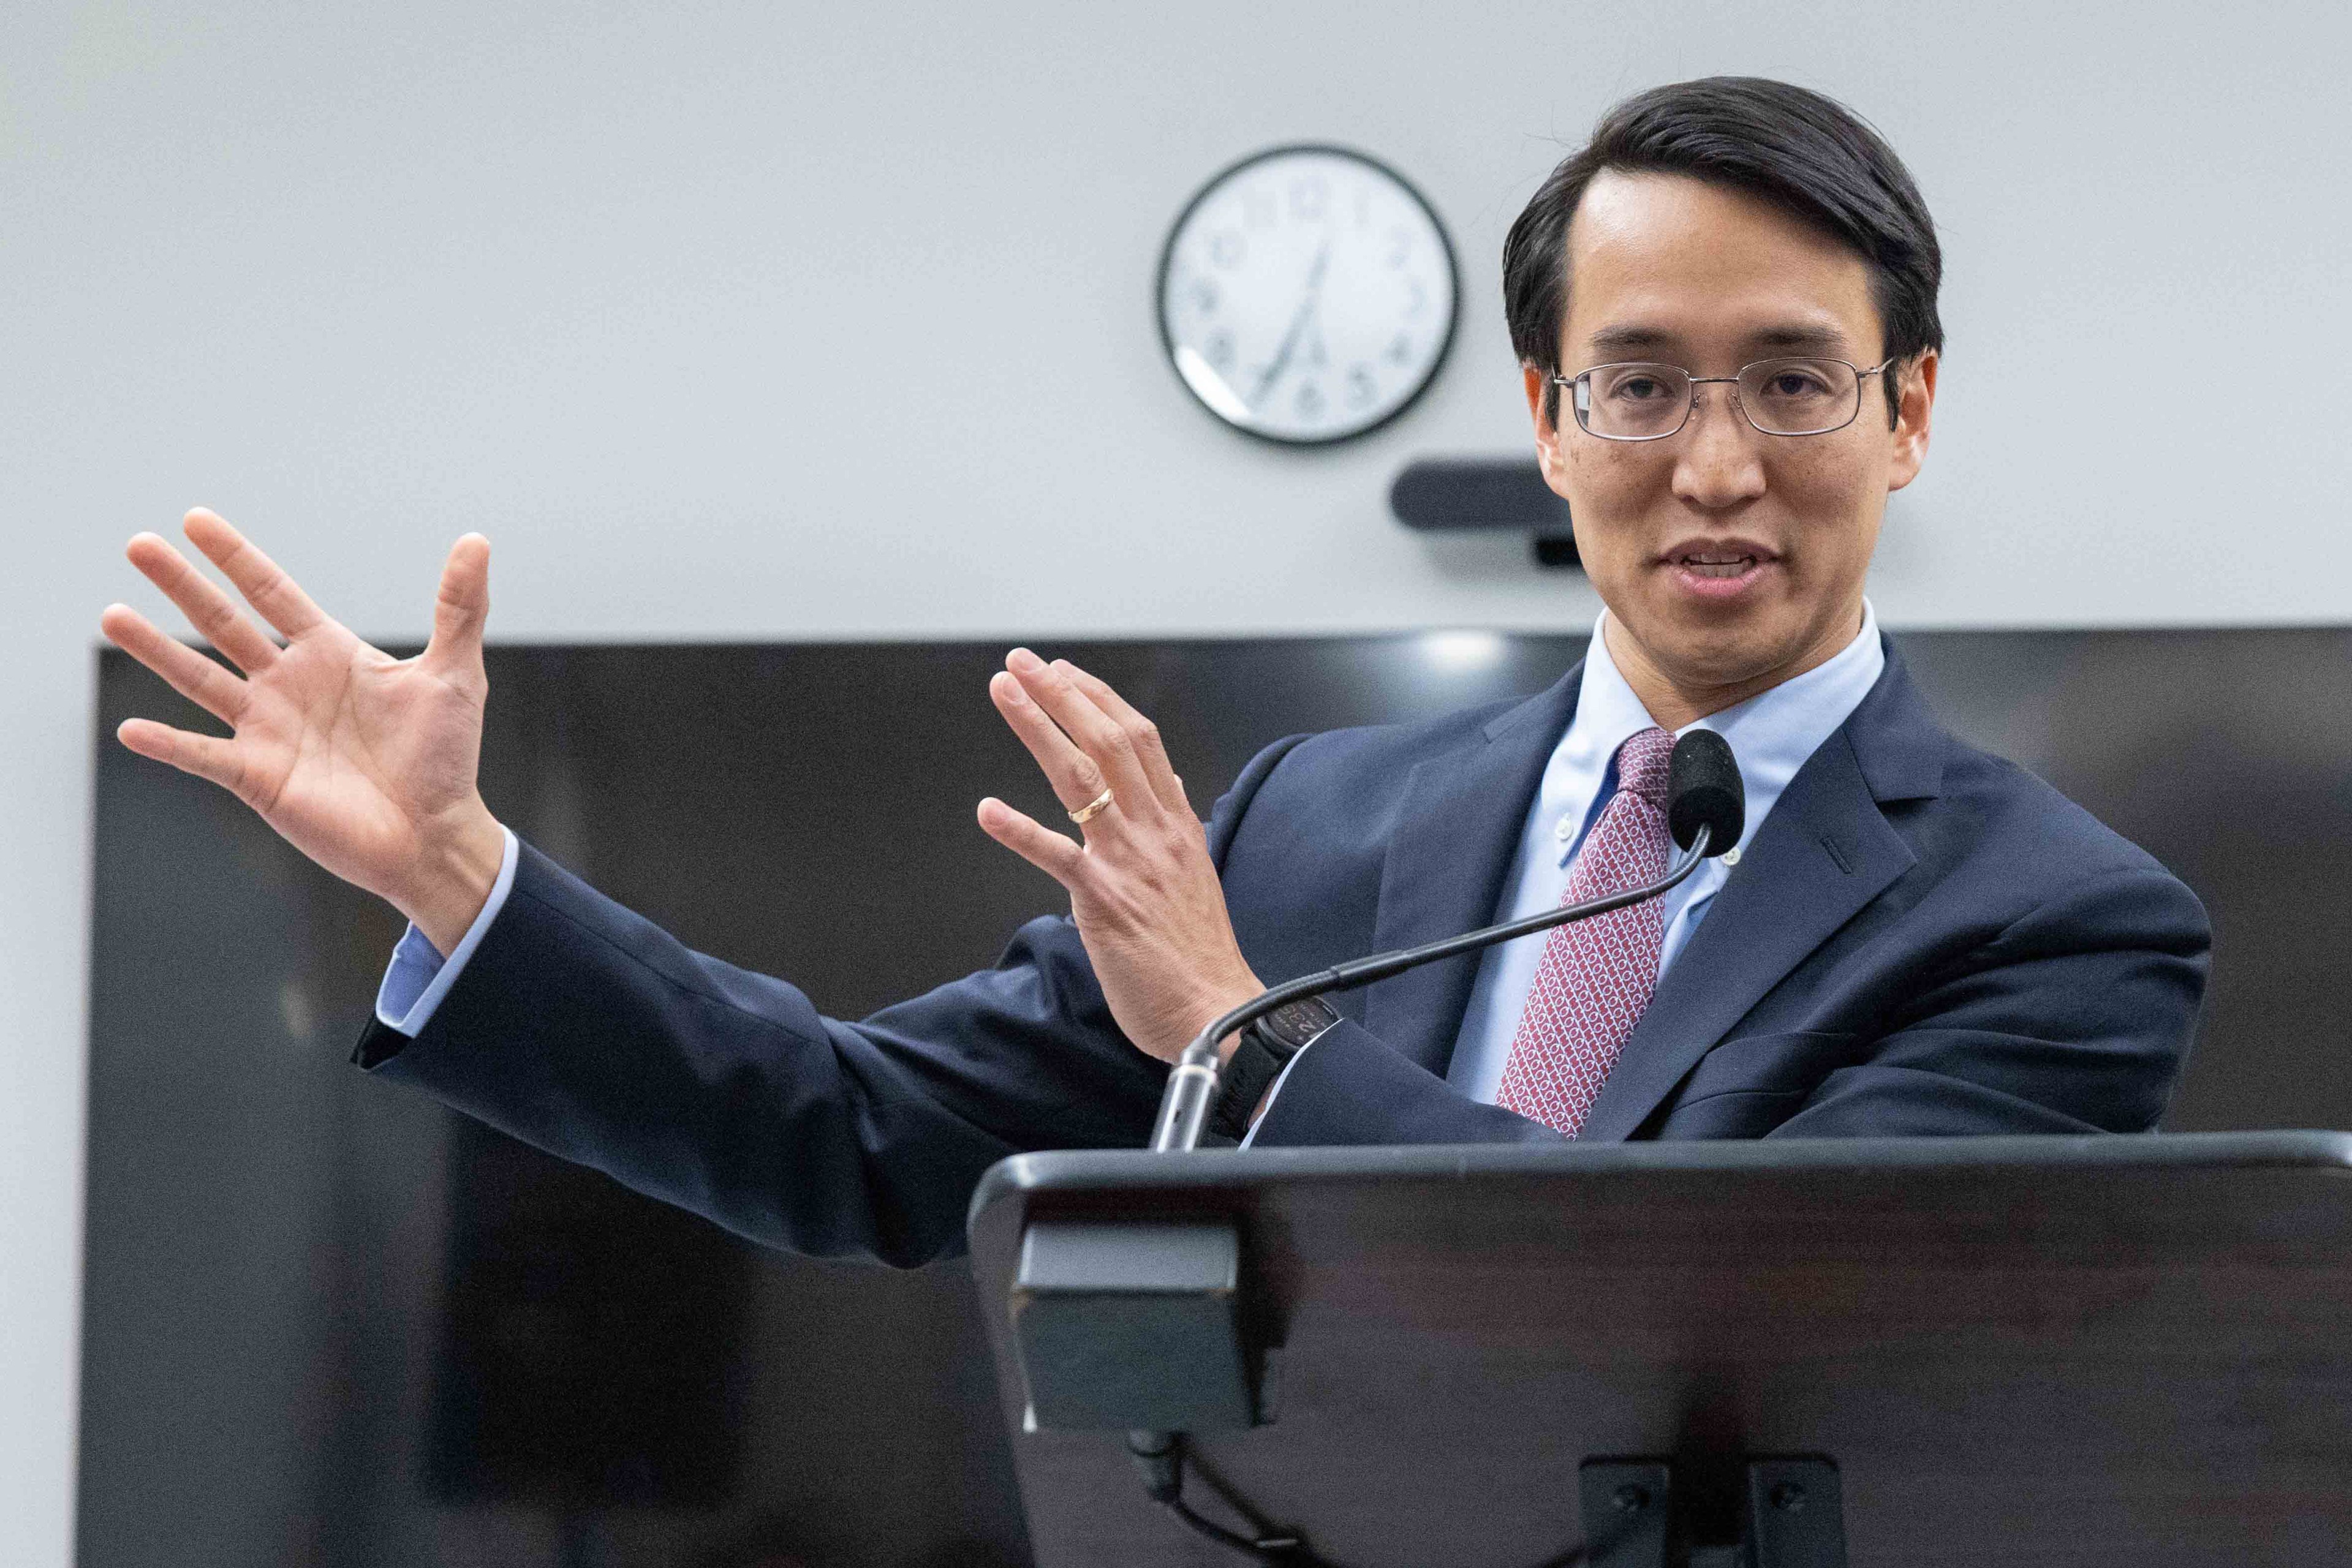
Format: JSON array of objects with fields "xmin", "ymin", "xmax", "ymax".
[
  {"xmin": 1148, "ymin": 728, "xmax": 1745, "ymax": 1152},
  {"xmin": 1668, "ymin": 725, "xmax": 1745, "ymax": 857}
]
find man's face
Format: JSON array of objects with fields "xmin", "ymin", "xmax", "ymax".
[{"xmin": 1524, "ymin": 171, "xmax": 1936, "ymax": 701}]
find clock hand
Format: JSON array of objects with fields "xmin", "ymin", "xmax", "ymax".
[{"xmin": 1249, "ymin": 234, "xmax": 1335, "ymax": 407}]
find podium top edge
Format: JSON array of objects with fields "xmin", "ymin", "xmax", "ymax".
[{"xmin": 966, "ymin": 1129, "xmax": 2352, "ymax": 1238}]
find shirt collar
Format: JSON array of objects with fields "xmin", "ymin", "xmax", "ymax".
[{"xmin": 1564, "ymin": 600, "xmax": 1886, "ymax": 854}]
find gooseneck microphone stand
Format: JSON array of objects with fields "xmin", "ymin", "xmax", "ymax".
[
  {"xmin": 1129, "ymin": 827, "xmax": 1719, "ymax": 1563},
  {"xmin": 1147, "ymin": 823, "xmax": 1717, "ymax": 1155},
  {"xmin": 1130, "ymin": 729, "xmax": 1742, "ymax": 1560}
]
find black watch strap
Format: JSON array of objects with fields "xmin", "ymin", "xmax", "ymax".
[{"xmin": 1208, "ymin": 997, "xmax": 1340, "ymax": 1142}]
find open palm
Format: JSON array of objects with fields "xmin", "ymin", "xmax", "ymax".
[{"xmin": 100, "ymin": 509, "xmax": 507, "ymax": 951}]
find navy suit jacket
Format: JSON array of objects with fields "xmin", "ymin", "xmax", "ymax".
[{"xmin": 356, "ymin": 641, "xmax": 2210, "ymax": 1266}]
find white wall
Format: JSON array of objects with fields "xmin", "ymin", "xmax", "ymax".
[{"xmin": 6, "ymin": 1, "xmax": 2348, "ymax": 1555}]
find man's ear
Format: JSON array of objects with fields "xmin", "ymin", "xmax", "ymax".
[
  {"xmin": 1886, "ymin": 349, "xmax": 1938, "ymax": 492},
  {"xmin": 1523, "ymin": 363, "xmax": 1572, "ymax": 499}
]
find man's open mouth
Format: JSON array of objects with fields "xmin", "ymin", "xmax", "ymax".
[{"xmin": 1673, "ymin": 549, "xmax": 1764, "ymax": 579}]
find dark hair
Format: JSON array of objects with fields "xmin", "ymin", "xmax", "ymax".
[{"xmin": 1503, "ymin": 77, "xmax": 1942, "ymax": 426}]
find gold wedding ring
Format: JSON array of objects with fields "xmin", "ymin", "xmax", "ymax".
[{"xmin": 1068, "ymin": 787, "xmax": 1115, "ymax": 826}]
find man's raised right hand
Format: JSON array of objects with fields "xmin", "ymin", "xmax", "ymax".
[{"xmin": 100, "ymin": 508, "xmax": 507, "ymax": 956}]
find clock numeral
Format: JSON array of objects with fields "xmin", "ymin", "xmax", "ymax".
[
  {"xmin": 1290, "ymin": 176, "xmax": 1328, "ymax": 221},
  {"xmin": 1209, "ymin": 230, "xmax": 1246, "ymax": 268},
  {"xmin": 1386, "ymin": 225, "xmax": 1412, "ymax": 267},
  {"xmin": 1347, "ymin": 365, "xmax": 1377, "ymax": 407},
  {"xmin": 1190, "ymin": 279, "xmax": 1220, "ymax": 314},
  {"xmin": 1295, "ymin": 382, "xmax": 1326, "ymax": 420},
  {"xmin": 1405, "ymin": 277, "xmax": 1427, "ymax": 317},
  {"xmin": 1204, "ymin": 331, "xmax": 1235, "ymax": 371},
  {"xmin": 1386, "ymin": 334, "xmax": 1412, "ymax": 364}
]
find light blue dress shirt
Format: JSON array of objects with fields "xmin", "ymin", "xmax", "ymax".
[
  {"xmin": 374, "ymin": 826, "xmax": 520, "ymax": 1031},
  {"xmin": 1242, "ymin": 603, "xmax": 1885, "ymax": 1140},
  {"xmin": 379, "ymin": 606, "xmax": 1887, "ymax": 1142}
]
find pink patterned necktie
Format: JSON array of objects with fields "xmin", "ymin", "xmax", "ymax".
[{"xmin": 1496, "ymin": 726, "xmax": 1677, "ymax": 1137}]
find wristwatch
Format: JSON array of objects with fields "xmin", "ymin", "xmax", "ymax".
[{"xmin": 1208, "ymin": 996, "xmax": 1342, "ymax": 1142}]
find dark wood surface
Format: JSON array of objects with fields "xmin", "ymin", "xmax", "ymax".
[{"xmin": 969, "ymin": 1134, "xmax": 2352, "ymax": 1567}]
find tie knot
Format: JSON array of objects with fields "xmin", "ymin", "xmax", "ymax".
[{"xmin": 1614, "ymin": 726, "xmax": 1676, "ymax": 809}]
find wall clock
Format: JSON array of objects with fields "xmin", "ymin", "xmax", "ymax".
[{"xmin": 1157, "ymin": 144, "xmax": 1459, "ymax": 446}]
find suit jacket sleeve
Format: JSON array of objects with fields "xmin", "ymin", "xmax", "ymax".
[
  {"xmin": 1760, "ymin": 863, "xmax": 2209, "ymax": 1136},
  {"xmin": 350, "ymin": 736, "xmax": 1306, "ymax": 1268},
  {"xmin": 1246, "ymin": 1021, "xmax": 1564, "ymax": 1146},
  {"xmin": 1252, "ymin": 861, "xmax": 2210, "ymax": 1147}
]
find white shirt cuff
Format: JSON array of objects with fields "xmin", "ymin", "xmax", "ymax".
[{"xmin": 372, "ymin": 826, "xmax": 521, "ymax": 1036}]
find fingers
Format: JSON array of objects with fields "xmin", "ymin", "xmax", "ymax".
[
  {"xmin": 976, "ymin": 797, "xmax": 1084, "ymax": 884},
  {"xmin": 125, "ymin": 530, "xmax": 282, "ymax": 674},
  {"xmin": 99, "ymin": 604, "xmax": 249, "ymax": 726},
  {"xmin": 182, "ymin": 508, "xmax": 327, "ymax": 641},
  {"xmin": 990, "ymin": 667, "xmax": 1108, "ymax": 815},
  {"xmin": 1049, "ymin": 659, "xmax": 1190, "ymax": 815},
  {"xmin": 422, "ymin": 533, "xmax": 491, "ymax": 675},
  {"xmin": 1002, "ymin": 649, "xmax": 1162, "ymax": 823},
  {"xmin": 115, "ymin": 717, "xmax": 248, "ymax": 797}
]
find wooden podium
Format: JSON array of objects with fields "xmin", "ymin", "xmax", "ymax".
[{"xmin": 965, "ymin": 1132, "xmax": 2352, "ymax": 1566}]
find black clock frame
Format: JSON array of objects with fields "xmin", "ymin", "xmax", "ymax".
[{"xmin": 1154, "ymin": 141, "xmax": 1462, "ymax": 449}]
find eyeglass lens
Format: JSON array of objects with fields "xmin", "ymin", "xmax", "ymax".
[{"xmin": 1575, "ymin": 358, "xmax": 1862, "ymax": 439}]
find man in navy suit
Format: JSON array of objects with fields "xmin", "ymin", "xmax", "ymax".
[{"xmin": 100, "ymin": 79, "xmax": 2208, "ymax": 1267}]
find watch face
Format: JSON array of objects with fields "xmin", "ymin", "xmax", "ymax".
[
  {"xmin": 1264, "ymin": 997, "xmax": 1340, "ymax": 1049},
  {"xmin": 1157, "ymin": 144, "xmax": 1459, "ymax": 446}
]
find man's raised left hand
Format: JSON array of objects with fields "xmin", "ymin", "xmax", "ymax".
[{"xmin": 975, "ymin": 649, "xmax": 1265, "ymax": 1065}]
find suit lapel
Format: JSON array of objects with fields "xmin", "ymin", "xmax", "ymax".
[
  {"xmin": 1359, "ymin": 666, "xmax": 1583, "ymax": 1074},
  {"xmin": 1575, "ymin": 646, "xmax": 1947, "ymax": 1143}
]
